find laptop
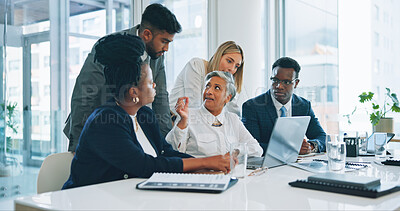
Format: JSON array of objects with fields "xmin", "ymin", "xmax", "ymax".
[
  {"xmin": 247, "ymin": 116, "xmax": 311, "ymax": 169},
  {"xmin": 359, "ymin": 132, "xmax": 395, "ymax": 156}
]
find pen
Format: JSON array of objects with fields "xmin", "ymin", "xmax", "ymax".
[{"xmin": 248, "ymin": 167, "xmax": 268, "ymax": 176}]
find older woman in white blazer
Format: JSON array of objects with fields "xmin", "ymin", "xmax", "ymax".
[{"xmin": 166, "ymin": 71, "xmax": 263, "ymax": 158}]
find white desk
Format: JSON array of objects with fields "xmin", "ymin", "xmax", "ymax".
[{"xmin": 14, "ymin": 155, "xmax": 400, "ymax": 210}]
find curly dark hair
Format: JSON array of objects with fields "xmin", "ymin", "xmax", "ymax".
[{"xmin": 94, "ymin": 34, "xmax": 146, "ymax": 101}]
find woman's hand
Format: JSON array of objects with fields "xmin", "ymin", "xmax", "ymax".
[
  {"xmin": 175, "ymin": 97, "xmax": 189, "ymax": 129},
  {"xmin": 202, "ymin": 153, "xmax": 231, "ymax": 173},
  {"xmin": 182, "ymin": 153, "xmax": 231, "ymax": 173}
]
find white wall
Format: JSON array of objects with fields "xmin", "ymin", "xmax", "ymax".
[{"xmin": 213, "ymin": 0, "xmax": 267, "ymax": 104}]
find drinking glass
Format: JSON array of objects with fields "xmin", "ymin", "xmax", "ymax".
[
  {"xmin": 326, "ymin": 134, "xmax": 346, "ymax": 173},
  {"xmin": 374, "ymin": 132, "xmax": 387, "ymax": 161},
  {"xmin": 230, "ymin": 142, "xmax": 248, "ymax": 178},
  {"xmin": 358, "ymin": 131, "xmax": 368, "ymax": 154}
]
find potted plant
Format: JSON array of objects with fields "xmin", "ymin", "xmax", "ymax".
[
  {"xmin": 0, "ymin": 101, "xmax": 21, "ymax": 177},
  {"xmin": 358, "ymin": 88, "xmax": 400, "ymax": 132}
]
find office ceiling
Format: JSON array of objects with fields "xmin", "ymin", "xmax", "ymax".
[{"xmin": 0, "ymin": 0, "xmax": 121, "ymax": 26}]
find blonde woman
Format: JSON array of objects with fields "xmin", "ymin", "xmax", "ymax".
[{"xmin": 169, "ymin": 41, "xmax": 245, "ymax": 116}]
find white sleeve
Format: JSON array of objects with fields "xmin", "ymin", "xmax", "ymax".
[
  {"xmin": 169, "ymin": 58, "xmax": 206, "ymax": 112},
  {"xmin": 165, "ymin": 124, "xmax": 189, "ymax": 153},
  {"xmin": 236, "ymin": 116, "xmax": 263, "ymax": 157}
]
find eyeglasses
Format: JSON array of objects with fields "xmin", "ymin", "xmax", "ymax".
[{"xmin": 270, "ymin": 77, "xmax": 297, "ymax": 86}]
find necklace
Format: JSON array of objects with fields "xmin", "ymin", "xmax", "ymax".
[{"xmin": 133, "ymin": 116, "xmax": 139, "ymax": 133}]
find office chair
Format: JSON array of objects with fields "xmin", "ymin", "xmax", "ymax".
[{"xmin": 37, "ymin": 152, "xmax": 74, "ymax": 194}]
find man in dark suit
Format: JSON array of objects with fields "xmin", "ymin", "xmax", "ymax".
[
  {"xmin": 242, "ymin": 57, "xmax": 326, "ymax": 155},
  {"xmin": 64, "ymin": 4, "xmax": 178, "ymax": 152}
]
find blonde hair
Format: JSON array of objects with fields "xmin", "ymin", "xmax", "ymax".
[{"xmin": 207, "ymin": 41, "xmax": 244, "ymax": 93}]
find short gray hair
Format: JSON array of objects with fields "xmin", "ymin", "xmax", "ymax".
[{"xmin": 204, "ymin": 71, "xmax": 236, "ymax": 102}]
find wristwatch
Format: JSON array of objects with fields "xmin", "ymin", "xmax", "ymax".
[{"xmin": 309, "ymin": 141, "xmax": 319, "ymax": 153}]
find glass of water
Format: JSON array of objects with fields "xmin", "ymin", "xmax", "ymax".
[
  {"xmin": 326, "ymin": 134, "xmax": 346, "ymax": 173},
  {"xmin": 374, "ymin": 132, "xmax": 387, "ymax": 161},
  {"xmin": 358, "ymin": 131, "xmax": 368, "ymax": 154},
  {"xmin": 230, "ymin": 142, "xmax": 248, "ymax": 178}
]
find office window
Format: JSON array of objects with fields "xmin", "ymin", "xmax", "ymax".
[
  {"xmin": 69, "ymin": 47, "xmax": 80, "ymax": 65},
  {"xmin": 339, "ymin": 1, "xmax": 400, "ymax": 134},
  {"xmin": 8, "ymin": 60, "xmax": 20, "ymax": 72},
  {"xmin": 9, "ymin": 87, "xmax": 19, "ymax": 97},
  {"xmin": 43, "ymin": 115, "xmax": 50, "ymax": 125},
  {"xmin": 374, "ymin": 5, "xmax": 379, "ymax": 21},
  {"xmin": 149, "ymin": 0, "xmax": 208, "ymax": 90},
  {"xmin": 315, "ymin": 88, "xmax": 321, "ymax": 103},
  {"xmin": 82, "ymin": 50, "xmax": 90, "ymax": 62},
  {"xmin": 327, "ymin": 86, "xmax": 334, "ymax": 102},
  {"xmin": 374, "ymin": 59, "xmax": 380, "ymax": 73},
  {"xmin": 43, "ymin": 56, "xmax": 50, "ymax": 68},
  {"xmin": 1, "ymin": 0, "xmax": 133, "ymax": 201},
  {"xmin": 31, "ymin": 53, "xmax": 39, "ymax": 69},
  {"xmin": 384, "ymin": 12, "xmax": 389, "ymax": 24},
  {"xmin": 374, "ymin": 32, "xmax": 379, "ymax": 47},
  {"xmin": 384, "ymin": 62, "xmax": 389, "ymax": 73},
  {"xmin": 44, "ymin": 85, "xmax": 50, "ymax": 96},
  {"xmin": 284, "ymin": 0, "xmax": 338, "ymax": 134},
  {"xmin": 82, "ymin": 18, "xmax": 97, "ymax": 33}
]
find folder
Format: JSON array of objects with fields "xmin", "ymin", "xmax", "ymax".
[
  {"xmin": 136, "ymin": 172, "xmax": 238, "ymax": 193},
  {"xmin": 289, "ymin": 173, "xmax": 400, "ymax": 198}
]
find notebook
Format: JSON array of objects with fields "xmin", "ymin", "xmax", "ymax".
[
  {"xmin": 308, "ymin": 172, "xmax": 380, "ymax": 188},
  {"xmin": 289, "ymin": 173, "xmax": 400, "ymax": 198},
  {"xmin": 247, "ymin": 116, "xmax": 311, "ymax": 169},
  {"xmin": 382, "ymin": 159, "xmax": 400, "ymax": 166},
  {"xmin": 136, "ymin": 172, "xmax": 238, "ymax": 193}
]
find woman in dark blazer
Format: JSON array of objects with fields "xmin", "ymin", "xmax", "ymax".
[{"xmin": 63, "ymin": 34, "xmax": 230, "ymax": 189}]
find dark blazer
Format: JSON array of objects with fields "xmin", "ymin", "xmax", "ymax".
[
  {"xmin": 242, "ymin": 90, "xmax": 326, "ymax": 154},
  {"xmin": 64, "ymin": 25, "xmax": 172, "ymax": 152},
  {"xmin": 62, "ymin": 105, "xmax": 191, "ymax": 189}
]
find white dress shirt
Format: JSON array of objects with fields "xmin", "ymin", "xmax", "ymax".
[
  {"xmin": 169, "ymin": 57, "xmax": 242, "ymax": 116},
  {"xmin": 165, "ymin": 105, "xmax": 263, "ymax": 158},
  {"xmin": 271, "ymin": 91, "xmax": 292, "ymax": 117},
  {"xmin": 130, "ymin": 115, "xmax": 157, "ymax": 157}
]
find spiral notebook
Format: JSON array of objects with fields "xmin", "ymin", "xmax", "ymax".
[
  {"xmin": 136, "ymin": 173, "xmax": 238, "ymax": 193},
  {"xmin": 289, "ymin": 173, "xmax": 400, "ymax": 198}
]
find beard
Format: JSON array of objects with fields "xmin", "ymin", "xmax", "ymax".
[{"xmin": 146, "ymin": 40, "xmax": 163, "ymax": 59}]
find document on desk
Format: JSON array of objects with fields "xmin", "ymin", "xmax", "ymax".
[
  {"xmin": 289, "ymin": 159, "xmax": 368, "ymax": 173},
  {"xmin": 136, "ymin": 173, "xmax": 238, "ymax": 193}
]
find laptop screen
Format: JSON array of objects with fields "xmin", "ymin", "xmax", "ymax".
[{"xmin": 265, "ymin": 116, "xmax": 311, "ymax": 166}]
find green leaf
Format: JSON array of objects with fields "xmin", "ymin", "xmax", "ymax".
[
  {"xmin": 372, "ymin": 103, "xmax": 379, "ymax": 110},
  {"xmin": 392, "ymin": 104, "xmax": 400, "ymax": 113},
  {"xmin": 389, "ymin": 93, "xmax": 399, "ymax": 105},
  {"xmin": 370, "ymin": 112, "xmax": 381, "ymax": 126},
  {"xmin": 359, "ymin": 92, "xmax": 374, "ymax": 103}
]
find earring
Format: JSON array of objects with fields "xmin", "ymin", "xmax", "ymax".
[{"xmin": 132, "ymin": 97, "xmax": 139, "ymax": 104}]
